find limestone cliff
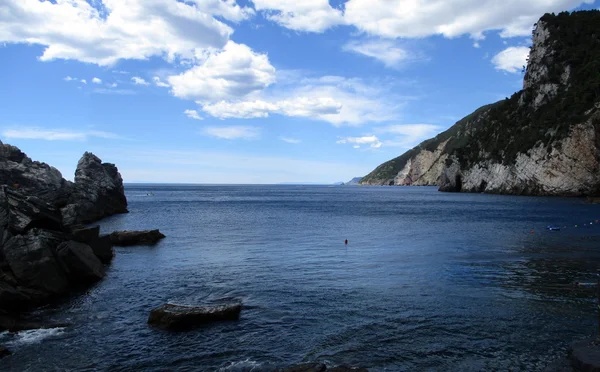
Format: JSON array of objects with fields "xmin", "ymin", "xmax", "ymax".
[{"xmin": 361, "ymin": 10, "xmax": 600, "ymax": 196}]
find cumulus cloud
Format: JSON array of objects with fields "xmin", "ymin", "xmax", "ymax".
[
  {"xmin": 153, "ymin": 77, "xmax": 170, "ymax": 88},
  {"xmin": 492, "ymin": 46, "xmax": 530, "ymax": 73},
  {"xmin": 63, "ymin": 76, "xmax": 76, "ymax": 82},
  {"xmin": 254, "ymin": 0, "xmax": 592, "ymax": 39},
  {"xmin": 184, "ymin": 109, "xmax": 202, "ymax": 120},
  {"xmin": 1, "ymin": 127, "xmax": 120, "ymax": 141},
  {"xmin": 342, "ymin": 39, "xmax": 421, "ymax": 68},
  {"xmin": 202, "ymin": 126, "xmax": 259, "ymax": 140},
  {"xmin": 92, "ymin": 77, "xmax": 102, "ymax": 84},
  {"xmin": 251, "ymin": 0, "xmax": 344, "ymax": 33},
  {"xmin": 168, "ymin": 41, "xmax": 276, "ymax": 102},
  {"xmin": 0, "ymin": 0, "xmax": 253, "ymax": 66},
  {"xmin": 199, "ymin": 75, "xmax": 401, "ymax": 126},
  {"xmin": 80, "ymin": 79, "xmax": 87, "ymax": 84},
  {"xmin": 132, "ymin": 77, "xmax": 149, "ymax": 86}
]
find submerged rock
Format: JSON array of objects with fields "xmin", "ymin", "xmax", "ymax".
[
  {"xmin": 109, "ymin": 230, "xmax": 165, "ymax": 246},
  {"xmin": 148, "ymin": 303, "xmax": 242, "ymax": 331},
  {"xmin": 569, "ymin": 339, "xmax": 600, "ymax": 372},
  {"xmin": 277, "ymin": 363, "xmax": 327, "ymax": 372},
  {"xmin": 0, "ymin": 345, "xmax": 10, "ymax": 359}
]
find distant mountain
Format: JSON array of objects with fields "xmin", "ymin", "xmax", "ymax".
[
  {"xmin": 342, "ymin": 177, "xmax": 363, "ymax": 186},
  {"xmin": 361, "ymin": 10, "xmax": 600, "ymax": 196}
]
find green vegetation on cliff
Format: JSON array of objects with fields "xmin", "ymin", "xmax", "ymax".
[{"xmin": 361, "ymin": 10, "xmax": 600, "ymax": 186}]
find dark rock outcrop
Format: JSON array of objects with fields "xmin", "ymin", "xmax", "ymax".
[
  {"xmin": 109, "ymin": 230, "xmax": 165, "ymax": 246},
  {"xmin": 569, "ymin": 339, "xmax": 600, "ymax": 372},
  {"xmin": 148, "ymin": 303, "xmax": 242, "ymax": 331},
  {"xmin": 61, "ymin": 152, "xmax": 128, "ymax": 226},
  {"xmin": 0, "ymin": 314, "xmax": 70, "ymax": 332},
  {"xmin": 0, "ymin": 144, "xmax": 126, "ymax": 315}
]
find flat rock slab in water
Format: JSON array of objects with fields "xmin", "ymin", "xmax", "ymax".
[
  {"xmin": 569, "ymin": 339, "xmax": 600, "ymax": 372},
  {"xmin": 148, "ymin": 303, "xmax": 241, "ymax": 331},
  {"xmin": 109, "ymin": 230, "xmax": 165, "ymax": 246}
]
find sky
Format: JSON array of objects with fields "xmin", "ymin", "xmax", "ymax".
[{"xmin": 1, "ymin": 0, "xmax": 599, "ymax": 184}]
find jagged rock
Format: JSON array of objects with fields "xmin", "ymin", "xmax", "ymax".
[
  {"xmin": 70, "ymin": 225, "xmax": 100, "ymax": 243},
  {"xmin": 277, "ymin": 363, "xmax": 327, "ymax": 372},
  {"xmin": 3, "ymin": 229, "xmax": 68, "ymax": 295},
  {"xmin": 148, "ymin": 303, "xmax": 242, "ymax": 331},
  {"xmin": 61, "ymin": 152, "xmax": 127, "ymax": 226},
  {"xmin": 56, "ymin": 241, "xmax": 104, "ymax": 284},
  {"xmin": 1, "ymin": 187, "xmax": 63, "ymax": 234},
  {"xmin": 0, "ymin": 281, "xmax": 30, "ymax": 311},
  {"xmin": 109, "ymin": 230, "xmax": 165, "ymax": 246},
  {"xmin": 0, "ymin": 345, "xmax": 10, "ymax": 359}
]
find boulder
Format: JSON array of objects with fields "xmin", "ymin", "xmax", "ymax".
[
  {"xmin": 569, "ymin": 339, "xmax": 600, "ymax": 372},
  {"xmin": 0, "ymin": 281, "xmax": 30, "ymax": 311},
  {"xmin": 0, "ymin": 345, "xmax": 10, "ymax": 359},
  {"xmin": 277, "ymin": 363, "xmax": 327, "ymax": 372},
  {"xmin": 69, "ymin": 226, "xmax": 114, "ymax": 264},
  {"xmin": 148, "ymin": 303, "xmax": 242, "ymax": 331},
  {"xmin": 62, "ymin": 152, "xmax": 128, "ymax": 226},
  {"xmin": 3, "ymin": 229, "xmax": 69, "ymax": 295},
  {"xmin": 56, "ymin": 241, "xmax": 105, "ymax": 284},
  {"xmin": 109, "ymin": 230, "xmax": 165, "ymax": 246},
  {"xmin": 88, "ymin": 235, "xmax": 114, "ymax": 264}
]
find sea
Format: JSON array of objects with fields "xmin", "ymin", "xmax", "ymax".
[{"xmin": 2, "ymin": 185, "xmax": 600, "ymax": 371}]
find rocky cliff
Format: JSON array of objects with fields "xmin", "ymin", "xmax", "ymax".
[
  {"xmin": 0, "ymin": 142, "xmax": 128, "ymax": 315},
  {"xmin": 361, "ymin": 10, "xmax": 600, "ymax": 196}
]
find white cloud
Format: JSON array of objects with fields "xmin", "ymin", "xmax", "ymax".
[
  {"xmin": 108, "ymin": 83, "xmax": 118, "ymax": 88},
  {"xmin": 63, "ymin": 76, "xmax": 76, "ymax": 82},
  {"xmin": 202, "ymin": 126, "xmax": 259, "ymax": 140},
  {"xmin": 1, "ymin": 127, "xmax": 120, "ymax": 141},
  {"xmin": 132, "ymin": 76, "xmax": 149, "ymax": 86},
  {"xmin": 337, "ymin": 135, "xmax": 382, "ymax": 149},
  {"xmin": 342, "ymin": 39, "xmax": 418, "ymax": 68},
  {"xmin": 168, "ymin": 41, "xmax": 276, "ymax": 102},
  {"xmin": 92, "ymin": 77, "xmax": 102, "ymax": 84},
  {"xmin": 251, "ymin": 0, "xmax": 344, "ymax": 33},
  {"xmin": 199, "ymin": 75, "xmax": 401, "ymax": 126},
  {"xmin": 255, "ymin": 0, "xmax": 592, "ymax": 40},
  {"xmin": 280, "ymin": 137, "xmax": 301, "ymax": 144},
  {"xmin": 492, "ymin": 46, "xmax": 530, "ymax": 73},
  {"xmin": 153, "ymin": 76, "xmax": 170, "ymax": 88},
  {"xmin": 80, "ymin": 79, "xmax": 87, "ymax": 84},
  {"xmin": 0, "ymin": 0, "xmax": 253, "ymax": 66},
  {"xmin": 184, "ymin": 109, "xmax": 202, "ymax": 120}
]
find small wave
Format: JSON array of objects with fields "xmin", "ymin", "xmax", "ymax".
[
  {"xmin": 8, "ymin": 327, "xmax": 66, "ymax": 346},
  {"xmin": 218, "ymin": 359, "xmax": 264, "ymax": 372}
]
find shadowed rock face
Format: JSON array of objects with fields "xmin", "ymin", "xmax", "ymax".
[{"xmin": 0, "ymin": 143, "xmax": 127, "ymax": 318}]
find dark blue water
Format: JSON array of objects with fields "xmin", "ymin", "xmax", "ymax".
[{"xmin": 2, "ymin": 185, "xmax": 600, "ymax": 371}]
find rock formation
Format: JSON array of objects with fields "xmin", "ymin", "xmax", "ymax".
[
  {"xmin": 148, "ymin": 303, "xmax": 242, "ymax": 331},
  {"xmin": 361, "ymin": 10, "xmax": 600, "ymax": 196},
  {"xmin": 109, "ymin": 230, "xmax": 166, "ymax": 246},
  {"xmin": 0, "ymin": 142, "xmax": 128, "ymax": 318}
]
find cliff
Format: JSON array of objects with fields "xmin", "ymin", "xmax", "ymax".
[{"xmin": 361, "ymin": 10, "xmax": 600, "ymax": 196}]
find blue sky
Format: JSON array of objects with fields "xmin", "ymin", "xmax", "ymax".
[{"xmin": 1, "ymin": 0, "xmax": 599, "ymax": 184}]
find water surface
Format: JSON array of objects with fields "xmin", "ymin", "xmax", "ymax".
[{"xmin": 2, "ymin": 185, "xmax": 600, "ymax": 371}]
